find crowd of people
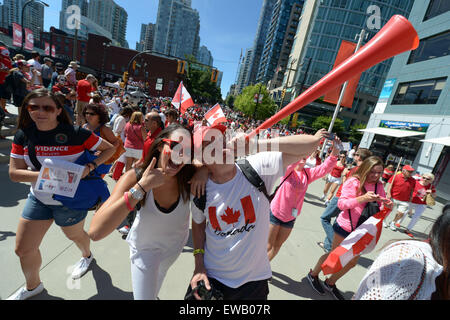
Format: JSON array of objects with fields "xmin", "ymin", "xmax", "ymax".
[{"xmin": 2, "ymin": 46, "xmax": 448, "ymax": 301}]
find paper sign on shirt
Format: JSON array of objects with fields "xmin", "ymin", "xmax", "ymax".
[{"xmin": 36, "ymin": 158, "xmax": 84, "ymax": 198}]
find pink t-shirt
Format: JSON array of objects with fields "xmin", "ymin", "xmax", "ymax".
[
  {"xmin": 271, "ymin": 155, "xmax": 337, "ymax": 222},
  {"xmin": 124, "ymin": 123, "xmax": 144, "ymax": 150},
  {"xmin": 337, "ymin": 177, "xmax": 386, "ymax": 232}
]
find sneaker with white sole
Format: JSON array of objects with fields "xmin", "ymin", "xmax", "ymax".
[
  {"xmin": 71, "ymin": 254, "xmax": 94, "ymax": 279},
  {"xmin": 319, "ymin": 195, "xmax": 326, "ymax": 201},
  {"xmin": 118, "ymin": 225, "xmax": 130, "ymax": 235},
  {"xmin": 7, "ymin": 282, "xmax": 44, "ymax": 300},
  {"xmin": 307, "ymin": 270, "xmax": 325, "ymax": 295},
  {"xmin": 383, "ymin": 221, "xmax": 389, "ymax": 228},
  {"xmin": 389, "ymin": 221, "xmax": 398, "ymax": 231},
  {"xmin": 323, "ymin": 280, "xmax": 345, "ymax": 300}
]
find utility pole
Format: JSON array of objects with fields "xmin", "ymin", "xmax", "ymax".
[
  {"xmin": 278, "ymin": 58, "xmax": 297, "ymax": 112},
  {"xmin": 287, "ymin": 57, "xmax": 311, "ymax": 126}
]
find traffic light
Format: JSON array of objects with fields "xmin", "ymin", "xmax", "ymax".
[
  {"xmin": 132, "ymin": 61, "xmax": 137, "ymax": 70},
  {"xmin": 177, "ymin": 60, "xmax": 186, "ymax": 74},
  {"xmin": 123, "ymin": 71, "xmax": 129, "ymax": 83},
  {"xmin": 211, "ymin": 69, "xmax": 219, "ymax": 83},
  {"xmin": 281, "ymin": 89, "xmax": 286, "ymax": 100}
]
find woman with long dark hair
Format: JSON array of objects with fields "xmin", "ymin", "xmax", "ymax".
[
  {"xmin": 88, "ymin": 123, "xmax": 196, "ymax": 300},
  {"xmin": 7, "ymin": 88, "xmax": 115, "ymax": 300},
  {"xmin": 353, "ymin": 203, "xmax": 449, "ymax": 300}
]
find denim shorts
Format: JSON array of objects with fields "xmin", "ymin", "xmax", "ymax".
[
  {"xmin": 269, "ymin": 211, "xmax": 295, "ymax": 229},
  {"xmin": 22, "ymin": 193, "xmax": 88, "ymax": 227},
  {"xmin": 332, "ymin": 221, "xmax": 352, "ymax": 238}
]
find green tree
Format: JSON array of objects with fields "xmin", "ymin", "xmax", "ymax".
[
  {"xmin": 234, "ymin": 84, "xmax": 277, "ymax": 120},
  {"xmin": 348, "ymin": 123, "xmax": 366, "ymax": 145},
  {"xmin": 225, "ymin": 95, "xmax": 235, "ymax": 108},
  {"xmin": 183, "ymin": 55, "xmax": 223, "ymax": 104},
  {"xmin": 311, "ymin": 115, "xmax": 345, "ymax": 135}
]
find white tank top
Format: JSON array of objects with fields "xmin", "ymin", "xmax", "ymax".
[{"xmin": 126, "ymin": 190, "xmax": 190, "ymax": 253}]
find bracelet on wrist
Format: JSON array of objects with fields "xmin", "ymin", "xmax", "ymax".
[
  {"xmin": 123, "ymin": 192, "xmax": 134, "ymax": 211},
  {"xmin": 193, "ymin": 248, "xmax": 205, "ymax": 256},
  {"xmin": 136, "ymin": 182, "xmax": 147, "ymax": 194}
]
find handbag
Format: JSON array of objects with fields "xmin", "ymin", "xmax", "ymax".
[
  {"xmin": 425, "ymin": 193, "xmax": 435, "ymax": 206},
  {"xmin": 52, "ymin": 150, "xmax": 110, "ymax": 210},
  {"xmin": 349, "ymin": 183, "xmax": 380, "ymax": 232}
]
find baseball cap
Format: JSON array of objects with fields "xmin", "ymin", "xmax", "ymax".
[
  {"xmin": 0, "ymin": 47, "xmax": 10, "ymax": 57},
  {"xmin": 402, "ymin": 165, "xmax": 415, "ymax": 172},
  {"xmin": 193, "ymin": 124, "xmax": 227, "ymax": 150}
]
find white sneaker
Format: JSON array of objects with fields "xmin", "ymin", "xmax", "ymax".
[
  {"xmin": 383, "ymin": 221, "xmax": 389, "ymax": 228},
  {"xmin": 7, "ymin": 282, "xmax": 44, "ymax": 300},
  {"xmin": 71, "ymin": 254, "xmax": 94, "ymax": 279},
  {"xmin": 118, "ymin": 225, "xmax": 130, "ymax": 235},
  {"xmin": 319, "ymin": 195, "xmax": 326, "ymax": 201},
  {"xmin": 324, "ymin": 199, "xmax": 330, "ymax": 206},
  {"xmin": 389, "ymin": 221, "xmax": 397, "ymax": 231}
]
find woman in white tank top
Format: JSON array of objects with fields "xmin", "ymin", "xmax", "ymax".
[{"xmin": 88, "ymin": 123, "xmax": 196, "ymax": 299}]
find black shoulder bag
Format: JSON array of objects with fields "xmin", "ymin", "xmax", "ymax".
[{"xmin": 349, "ymin": 183, "xmax": 380, "ymax": 232}]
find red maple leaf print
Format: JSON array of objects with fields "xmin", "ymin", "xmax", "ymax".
[{"xmin": 221, "ymin": 207, "xmax": 240, "ymax": 226}]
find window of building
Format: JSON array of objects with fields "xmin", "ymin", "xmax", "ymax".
[
  {"xmin": 391, "ymin": 77, "xmax": 447, "ymax": 105},
  {"xmin": 424, "ymin": 0, "xmax": 450, "ymax": 21},
  {"xmin": 407, "ymin": 30, "xmax": 450, "ymax": 64}
]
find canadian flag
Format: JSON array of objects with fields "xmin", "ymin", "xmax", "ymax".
[
  {"xmin": 171, "ymin": 81, "xmax": 194, "ymax": 114},
  {"xmin": 204, "ymin": 104, "xmax": 227, "ymax": 126},
  {"xmin": 12, "ymin": 23, "xmax": 22, "ymax": 47},
  {"xmin": 45, "ymin": 42, "xmax": 50, "ymax": 55},
  {"xmin": 24, "ymin": 28, "xmax": 34, "ymax": 51},
  {"xmin": 321, "ymin": 206, "xmax": 392, "ymax": 275}
]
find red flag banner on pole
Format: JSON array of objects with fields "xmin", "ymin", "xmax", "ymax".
[
  {"xmin": 323, "ymin": 40, "xmax": 362, "ymax": 108},
  {"xmin": 321, "ymin": 206, "xmax": 392, "ymax": 276},
  {"xmin": 51, "ymin": 45, "xmax": 56, "ymax": 57},
  {"xmin": 45, "ymin": 42, "xmax": 50, "ymax": 55},
  {"xmin": 171, "ymin": 82, "xmax": 194, "ymax": 114},
  {"xmin": 205, "ymin": 104, "xmax": 227, "ymax": 126},
  {"xmin": 24, "ymin": 28, "xmax": 34, "ymax": 51},
  {"xmin": 12, "ymin": 23, "xmax": 22, "ymax": 47}
]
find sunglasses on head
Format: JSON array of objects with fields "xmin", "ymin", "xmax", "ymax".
[
  {"xmin": 162, "ymin": 139, "xmax": 180, "ymax": 150},
  {"xmin": 27, "ymin": 104, "xmax": 57, "ymax": 113}
]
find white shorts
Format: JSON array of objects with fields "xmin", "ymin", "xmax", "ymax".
[
  {"xmin": 125, "ymin": 147, "xmax": 143, "ymax": 160},
  {"xmin": 393, "ymin": 199, "xmax": 411, "ymax": 213},
  {"xmin": 327, "ymin": 174, "xmax": 342, "ymax": 184}
]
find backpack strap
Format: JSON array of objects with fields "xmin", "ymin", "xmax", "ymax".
[{"xmin": 236, "ymin": 159, "xmax": 271, "ymax": 202}]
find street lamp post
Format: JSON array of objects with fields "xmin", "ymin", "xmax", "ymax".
[
  {"xmin": 101, "ymin": 42, "xmax": 111, "ymax": 85},
  {"xmin": 21, "ymin": 0, "xmax": 49, "ymax": 53}
]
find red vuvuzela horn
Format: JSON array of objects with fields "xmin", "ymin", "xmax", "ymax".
[{"xmin": 246, "ymin": 15, "xmax": 419, "ymax": 139}]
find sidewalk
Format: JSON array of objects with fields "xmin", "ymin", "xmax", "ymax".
[{"xmin": 0, "ymin": 160, "xmax": 445, "ymax": 300}]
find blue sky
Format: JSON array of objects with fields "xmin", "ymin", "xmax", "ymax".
[{"xmin": 43, "ymin": 0, "xmax": 263, "ymax": 99}]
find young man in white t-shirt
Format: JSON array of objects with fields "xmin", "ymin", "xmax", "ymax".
[{"xmin": 188, "ymin": 126, "xmax": 326, "ymax": 300}]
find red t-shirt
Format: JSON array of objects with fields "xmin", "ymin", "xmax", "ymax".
[
  {"xmin": 76, "ymin": 79, "xmax": 93, "ymax": 102},
  {"xmin": 411, "ymin": 181, "xmax": 436, "ymax": 204},
  {"xmin": 141, "ymin": 127, "xmax": 162, "ymax": 162},
  {"xmin": 388, "ymin": 173, "xmax": 416, "ymax": 201},
  {"xmin": 382, "ymin": 169, "xmax": 394, "ymax": 180},
  {"xmin": 0, "ymin": 56, "xmax": 12, "ymax": 84},
  {"xmin": 330, "ymin": 163, "xmax": 345, "ymax": 178},
  {"xmin": 336, "ymin": 166, "xmax": 359, "ymax": 198}
]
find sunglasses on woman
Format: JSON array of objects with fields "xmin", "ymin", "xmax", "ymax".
[{"xmin": 27, "ymin": 104, "xmax": 57, "ymax": 113}]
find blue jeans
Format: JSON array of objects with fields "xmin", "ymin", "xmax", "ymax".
[{"xmin": 320, "ymin": 196, "xmax": 340, "ymax": 252}]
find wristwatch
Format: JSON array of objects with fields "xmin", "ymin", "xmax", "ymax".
[{"xmin": 129, "ymin": 187, "xmax": 144, "ymax": 201}]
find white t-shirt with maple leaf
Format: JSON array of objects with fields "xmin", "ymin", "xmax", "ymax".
[{"xmin": 191, "ymin": 152, "xmax": 284, "ymax": 288}]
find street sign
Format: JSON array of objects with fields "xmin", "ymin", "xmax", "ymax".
[{"xmin": 156, "ymin": 83, "xmax": 163, "ymax": 90}]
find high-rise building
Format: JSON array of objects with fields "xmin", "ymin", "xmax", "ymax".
[
  {"xmin": 136, "ymin": 23, "xmax": 155, "ymax": 52},
  {"xmin": 87, "ymin": 0, "xmax": 128, "ymax": 47},
  {"xmin": 197, "ymin": 45, "xmax": 213, "ymax": 66},
  {"xmin": 1, "ymin": 0, "xmax": 45, "ymax": 42},
  {"xmin": 256, "ymin": 0, "xmax": 305, "ymax": 87},
  {"xmin": 285, "ymin": 0, "xmax": 414, "ymax": 128},
  {"xmin": 59, "ymin": 0, "xmax": 113, "ymax": 41},
  {"xmin": 236, "ymin": 48, "xmax": 253, "ymax": 94},
  {"xmin": 246, "ymin": 0, "xmax": 277, "ymax": 87},
  {"xmin": 153, "ymin": 0, "xmax": 200, "ymax": 59},
  {"xmin": 360, "ymin": 0, "xmax": 450, "ymax": 200}
]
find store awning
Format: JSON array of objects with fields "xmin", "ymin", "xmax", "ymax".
[
  {"xmin": 358, "ymin": 127, "xmax": 426, "ymax": 138},
  {"xmin": 420, "ymin": 136, "xmax": 450, "ymax": 146}
]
